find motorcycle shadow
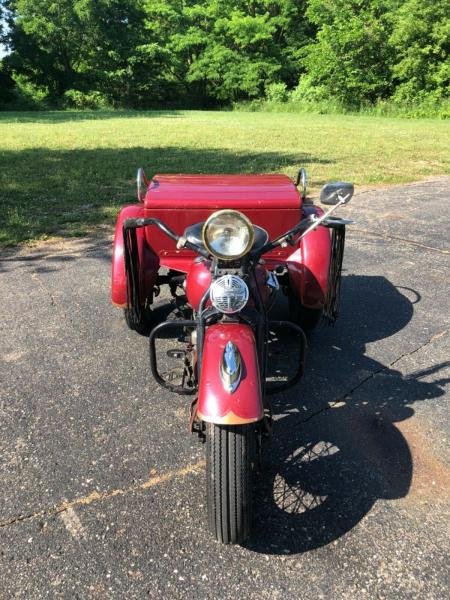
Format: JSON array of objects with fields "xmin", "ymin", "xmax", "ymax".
[{"xmin": 246, "ymin": 275, "xmax": 447, "ymax": 555}]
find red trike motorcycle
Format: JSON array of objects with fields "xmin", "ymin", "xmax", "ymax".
[{"xmin": 111, "ymin": 168, "xmax": 353, "ymax": 544}]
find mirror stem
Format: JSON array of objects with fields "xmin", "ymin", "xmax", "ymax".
[{"xmin": 298, "ymin": 199, "xmax": 346, "ymax": 241}]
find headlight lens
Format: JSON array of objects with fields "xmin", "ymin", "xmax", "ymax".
[{"xmin": 202, "ymin": 210, "xmax": 254, "ymax": 260}]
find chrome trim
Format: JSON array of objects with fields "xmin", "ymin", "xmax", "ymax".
[
  {"xmin": 220, "ymin": 341, "xmax": 242, "ymax": 393},
  {"xmin": 137, "ymin": 167, "xmax": 148, "ymax": 203},
  {"xmin": 295, "ymin": 167, "xmax": 307, "ymax": 198},
  {"xmin": 210, "ymin": 275, "xmax": 249, "ymax": 314}
]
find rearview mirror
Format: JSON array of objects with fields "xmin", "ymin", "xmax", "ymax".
[
  {"xmin": 320, "ymin": 182, "xmax": 354, "ymax": 205},
  {"xmin": 137, "ymin": 167, "xmax": 149, "ymax": 202}
]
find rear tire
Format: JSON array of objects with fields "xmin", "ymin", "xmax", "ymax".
[
  {"xmin": 288, "ymin": 292, "xmax": 322, "ymax": 332},
  {"xmin": 206, "ymin": 423, "xmax": 255, "ymax": 544},
  {"xmin": 123, "ymin": 306, "xmax": 153, "ymax": 335}
]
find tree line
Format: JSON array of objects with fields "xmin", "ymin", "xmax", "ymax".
[{"xmin": 0, "ymin": 0, "xmax": 448, "ymax": 111}]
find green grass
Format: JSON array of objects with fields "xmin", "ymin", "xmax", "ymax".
[
  {"xmin": 0, "ymin": 110, "xmax": 449, "ymax": 246},
  {"xmin": 233, "ymin": 97, "xmax": 450, "ymax": 119}
]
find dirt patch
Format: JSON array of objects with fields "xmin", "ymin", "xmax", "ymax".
[
  {"xmin": 0, "ymin": 229, "xmax": 113, "ymax": 260},
  {"xmin": 0, "ymin": 232, "xmax": 114, "ymax": 261},
  {"xmin": 396, "ymin": 418, "xmax": 450, "ymax": 505}
]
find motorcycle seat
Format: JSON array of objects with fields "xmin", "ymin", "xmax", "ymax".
[{"xmin": 184, "ymin": 222, "xmax": 269, "ymax": 254}]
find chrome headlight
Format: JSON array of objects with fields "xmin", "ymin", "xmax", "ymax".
[
  {"xmin": 202, "ymin": 210, "xmax": 254, "ymax": 260},
  {"xmin": 210, "ymin": 275, "xmax": 249, "ymax": 314}
]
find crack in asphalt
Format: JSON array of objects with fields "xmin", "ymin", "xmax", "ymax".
[
  {"xmin": 354, "ymin": 228, "xmax": 450, "ymax": 255},
  {"xmin": 0, "ymin": 459, "xmax": 205, "ymax": 531},
  {"xmin": 300, "ymin": 329, "xmax": 449, "ymax": 425},
  {"xmin": 0, "ymin": 331, "xmax": 447, "ymax": 531}
]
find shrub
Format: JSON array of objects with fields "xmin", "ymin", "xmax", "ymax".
[
  {"xmin": 62, "ymin": 90, "xmax": 110, "ymax": 110},
  {"xmin": 289, "ymin": 76, "xmax": 325, "ymax": 103},
  {"xmin": 265, "ymin": 82, "xmax": 288, "ymax": 103}
]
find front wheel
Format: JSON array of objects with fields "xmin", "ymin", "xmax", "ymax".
[{"xmin": 206, "ymin": 423, "xmax": 256, "ymax": 544}]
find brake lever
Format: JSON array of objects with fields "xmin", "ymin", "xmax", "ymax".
[
  {"xmin": 322, "ymin": 217, "xmax": 354, "ymax": 227},
  {"xmin": 250, "ymin": 216, "xmax": 314, "ymax": 259}
]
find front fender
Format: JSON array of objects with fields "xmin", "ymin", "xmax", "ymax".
[{"xmin": 197, "ymin": 323, "xmax": 263, "ymax": 425}]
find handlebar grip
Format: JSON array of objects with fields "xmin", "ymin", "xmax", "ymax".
[
  {"xmin": 123, "ymin": 217, "xmax": 140, "ymax": 229},
  {"xmin": 123, "ymin": 217, "xmax": 179, "ymax": 241}
]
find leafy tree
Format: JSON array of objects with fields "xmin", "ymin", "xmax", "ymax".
[
  {"xmin": 140, "ymin": 0, "xmax": 190, "ymax": 103},
  {"xmin": 72, "ymin": 0, "xmax": 180, "ymax": 107},
  {"xmin": 6, "ymin": 0, "xmax": 84, "ymax": 101},
  {"xmin": 0, "ymin": 2, "xmax": 18, "ymax": 105},
  {"xmin": 389, "ymin": 0, "xmax": 450, "ymax": 102},
  {"xmin": 302, "ymin": 0, "xmax": 397, "ymax": 107},
  {"xmin": 170, "ymin": 0, "xmax": 310, "ymax": 102},
  {"xmin": 6, "ymin": 0, "xmax": 181, "ymax": 107},
  {"xmin": 0, "ymin": 0, "xmax": 6, "ymax": 38},
  {"xmin": 1, "ymin": 0, "xmax": 449, "ymax": 110}
]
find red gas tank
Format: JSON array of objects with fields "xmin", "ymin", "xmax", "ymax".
[{"xmin": 185, "ymin": 259, "xmax": 213, "ymax": 311}]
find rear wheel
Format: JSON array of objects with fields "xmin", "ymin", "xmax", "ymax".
[
  {"xmin": 206, "ymin": 423, "xmax": 256, "ymax": 544},
  {"xmin": 123, "ymin": 305, "xmax": 153, "ymax": 335},
  {"xmin": 288, "ymin": 292, "xmax": 322, "ymax": 332}
]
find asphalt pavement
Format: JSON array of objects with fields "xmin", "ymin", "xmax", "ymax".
[{"xmin": 0, "ymin": 177, "xmax": 449, "ymax": 599}]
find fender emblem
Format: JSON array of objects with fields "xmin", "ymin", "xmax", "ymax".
[{"xmin": 220, "ymin": 341, "xmax": 242, "ymax": 393}]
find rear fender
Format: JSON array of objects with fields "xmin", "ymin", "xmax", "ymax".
[
  {"xmin": 111, "ymin": 205, "xmax": 159, "ymax": 307},
  {"xmin": 197, "ymin": 323, "xmax": 263, "ymax": 425}
]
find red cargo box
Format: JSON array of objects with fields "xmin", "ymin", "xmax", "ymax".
[
  {"xmin": 112, "ymin": 172, "xmax": 330, "ymax": 310},
  {"xmin": 143, "ymin": 174, "xmax": 302, "ymax": 267}
]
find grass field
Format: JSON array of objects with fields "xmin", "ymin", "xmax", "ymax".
[{"xmin": 0, "ymin": 110, "xmax": 449, "ymax": 246}]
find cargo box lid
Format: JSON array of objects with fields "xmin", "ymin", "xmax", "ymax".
[{"xmin": 144, "ymin": 174, "xmax": 301, "ymax": 210}]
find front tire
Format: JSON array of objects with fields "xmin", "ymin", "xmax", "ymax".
[{"xmin": 206, "ymin": 423, "xmax": 255, "ymax": 544}]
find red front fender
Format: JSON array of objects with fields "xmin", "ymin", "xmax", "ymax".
[{"xmin": 197, "ymin": 323, "xmax": 263, "ymax": 425}]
